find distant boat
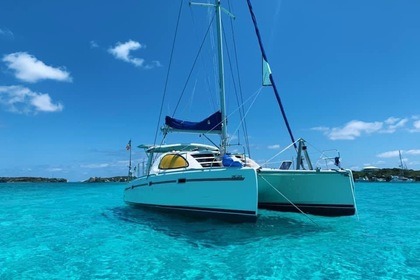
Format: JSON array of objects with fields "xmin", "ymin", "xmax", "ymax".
[
  {"xmin": 390, "ymin": 175, "xmax": 414, "ymax": 183},
  {"xmin": 390, "ymin": 151, "xmax": 414, "ymax": 183},
  {"xmin": 124, "ymin": 0, "xmax": 356, "ymax": 221}
]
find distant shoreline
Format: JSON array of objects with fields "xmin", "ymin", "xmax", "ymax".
[
  {"xmin": 83, "ymin": 176, "xmax": 132, "ymax": 183},
  {"xmin": 0, "ymin": 177, "xmax": 67, "ymax": 183},
  {"xmin": 0, "ymin": 176, "xmax": 133, "ymax": 183},
  {"xmin": 352, "ymin": 168, "xmax": 420, "ymax": 182},
  {"xmin": 2, "ymin": 169, "xmax": 419, "ymax": 183}
]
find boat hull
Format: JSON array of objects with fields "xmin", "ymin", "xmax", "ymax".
[
  {"xmin": 124, "ymin": 168, "xmax": 259, "ymax": 222},
  {"xmin": 257, "ymin": 169, "xmax": 356, "ymax": 216}
]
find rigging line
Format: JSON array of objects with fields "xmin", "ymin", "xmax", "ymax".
[
  {"xmin": 261, "ymin": 140, "xmax": 298, "ymax": 166},
  {"xmin": 259, "ymin": 175, "xmax": 319, "ymax": 227},
  {"xmin": 223, "ymin": 19, "xmax": 250, "ymax": 154},
  {"xmin": 227, "ymin": 0, "xmax": 251, "ymax": 157},
  {"xmin": 218, "ymin": 86, "xmax": 263, "ymax": 148},
  {"xmin": 207, "ymin": 3, "xmax": 219, "ymax": 112},
  {"xmin": 172, "ymin": 13, "xmax": 216, "ymax": 117},
  {"xmin": 228, "ymin": 87, "xmax": 263, "ymax": 147},
  {"xmin": 303, "ymin": 140, "xmax": 336, "ymax": 168},
  {"xmin": 153, "ymin": 0, "xmax": 184, "ymax": 147},
  {"xmin": 188, "ymin": 78, "xmax": 199, "ymax": 114},
  {"xmin": 304, "ymin": 139, "xmax": 324, "ymax": 155},
  {"xmin": 221, "ymin": 24, "xmax": 243, "ymax": 139},
  {"xmin": 246, "ymin": 0, "xmax": 297, "ymax": 149},
  {"xmin": 200, "ymin": 133, "xmax": 219, "ymax": 149},
  {"xmin": 201, "ymin": 86, "xmax": 262, "ymax": 139},
  {"xmin": 189, "ymin": 3, "xmax": 218, "ymax": 112}
]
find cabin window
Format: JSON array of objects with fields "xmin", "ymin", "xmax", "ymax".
[{"xmin": 159, "ymin": 154, "xmax": 189, "ymax": 170}]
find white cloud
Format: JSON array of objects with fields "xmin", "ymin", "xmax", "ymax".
[
  {"xmin": 144, "ymin": 60, "xmax": 162, "ymax": 69},
  {"xmin": 117, "ymin": 160, "xmax": 130, "ymax": 166},
  {"xmin": 327, "ymin": 120, "xmax": 382, "ymax": 140},
  {"xmin": 0, "ymin": 85, "xmax": 63, "ymax": 114},
  {"xmin": 410, "ymin": 120, "xmax": 420, "ymax": 132},
  {"xmin": 90, "ymin": 40, "xmax": 99, "ymax": 48},
  {"xmin": 384, "ymin": 117, "xmax": 399, "ymax": 125},
  {"xmin": 3, "ymin": 52, "xmax": 72, "ymax": 83},
  {"xmin": 47, "ymin": 167, "xmax": 63, "ymax": 172},
  {"xmin": 0, "ymin": 28, "xmax": 14, "ymax": 39},
  {"xmin": 81, "ymin": 163, "xmax": 110, "ymax": 169},
  {"xmin": 31, "ymin": 94, "xmax": 63, "ymax": 112},
  {"xmin": 108, "ymin": 40, "xmax": 144, "ymax": 67},
  {"xmin": 108, "ymin": 40, "xmax": 161, "ymax": 69},
  {"xmin": 382, "ymin": 117, "xmax": 408, "ymax": 133},
  {"xmin": 406, "ymin": 149, "xmax": 420, "ymax": 155},
  {"xmin": 314, "ymin": 116, "xmax": 415, "ymax": 140},
  {"xmin": 311, "ymin": 126, "xmax": 329, "ymax": 132},
  {"xmin": 377, "ymin": 149, "xmax": 420, "ymax": 159},
  {"xmin": 377, "ymin": 150, "xmax": 400, "ymax": 158},
  {"xmin": 267, "ymin": 144, "xmax": 280, "ymax": 149}
]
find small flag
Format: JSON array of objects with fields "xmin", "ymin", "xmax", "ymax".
[
  {"xmin": 262, "ymin": 58, "xmax": 272, "ymax": 86},
  {"xmin": 126, "ymin": 140, "xmax": 131, "ymax": 151}
]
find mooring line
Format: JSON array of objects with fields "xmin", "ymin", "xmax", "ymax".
[
  {"xmin": 348, "ymin": 170, "xmax": 360, "ymax": 221},
  {"xmin": 259, "ymin": 175, "xmax": 319, "ymax": 226}
]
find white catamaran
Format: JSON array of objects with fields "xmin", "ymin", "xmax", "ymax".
[{"xmin": 124, "ymin": 0, "xmax": 356, "ymax": 221}]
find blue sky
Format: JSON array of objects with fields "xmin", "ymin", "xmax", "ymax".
[{"xmin": 1, "ymin": 0, "xmax": 419, "ymax": 181}]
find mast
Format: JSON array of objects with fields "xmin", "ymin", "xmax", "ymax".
[
  {"xmin": 190, "ymin": 0, "xmax": 232, "ymax": 155},
  {"xmin": 215, "ymin": 0, "xmax": 228, "ymax": 155},
  {"xmin": 398, "ymin": 150, "xmax": 405, "ymax": 176}
]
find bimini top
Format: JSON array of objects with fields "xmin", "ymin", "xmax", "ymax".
[{"xmin": 138, "ymin": 143, "xmax": 219, "ymax": 154}]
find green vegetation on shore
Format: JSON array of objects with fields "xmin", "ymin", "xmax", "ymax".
[
  {"xmin": 352, "ymin": 168, "xmax": 420, "ymax": 182},
  {"xmin": 0, "ymin": 176, "xmax": 132, "ymax": 183},
  {"xmin": 83, "ymin": 176, "xmax": 132, "ymax": 183},
  {"xmin": 0, "ymin": 177, "xmax": 67, "ymax": 183}
]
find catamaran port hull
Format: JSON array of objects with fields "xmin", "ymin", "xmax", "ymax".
[
  {"xmin": 257, "ymin": 169, "xmax": 356, "ymax": 216},
  {"xmin": 124, "ymin": 168, "xmax": 259, "ymax": 222}
]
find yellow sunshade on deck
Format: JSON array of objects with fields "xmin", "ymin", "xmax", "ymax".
[{"xmin": 159, "ymin": 154, "xmax": 189, "ymax": 170}]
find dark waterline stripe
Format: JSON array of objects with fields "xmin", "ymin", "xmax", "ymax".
[
  {"xmin": 259, "ymin": 202, "xmax": 356, "ymax": 217},
  {"xmin": 126, "ymin": 202, "xmax": 257, "ymax": 223}
]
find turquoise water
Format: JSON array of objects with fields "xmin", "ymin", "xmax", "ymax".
[{"xmin": 0, "ymin": 182, "xmax": 419, "ymax": 279}]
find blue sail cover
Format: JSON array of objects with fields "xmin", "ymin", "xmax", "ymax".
[{"xmin": 165, "ymin": 111, "xmax": 222, "ymax": 133}]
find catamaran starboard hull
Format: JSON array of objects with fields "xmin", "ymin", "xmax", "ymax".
[
  {"xmin": 257, "ymin": 169, "xmax": 356, "ymax": 216},
  {"xmin": 124, "ymin": 168, "xmax": 259, "ymax": 222}
]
